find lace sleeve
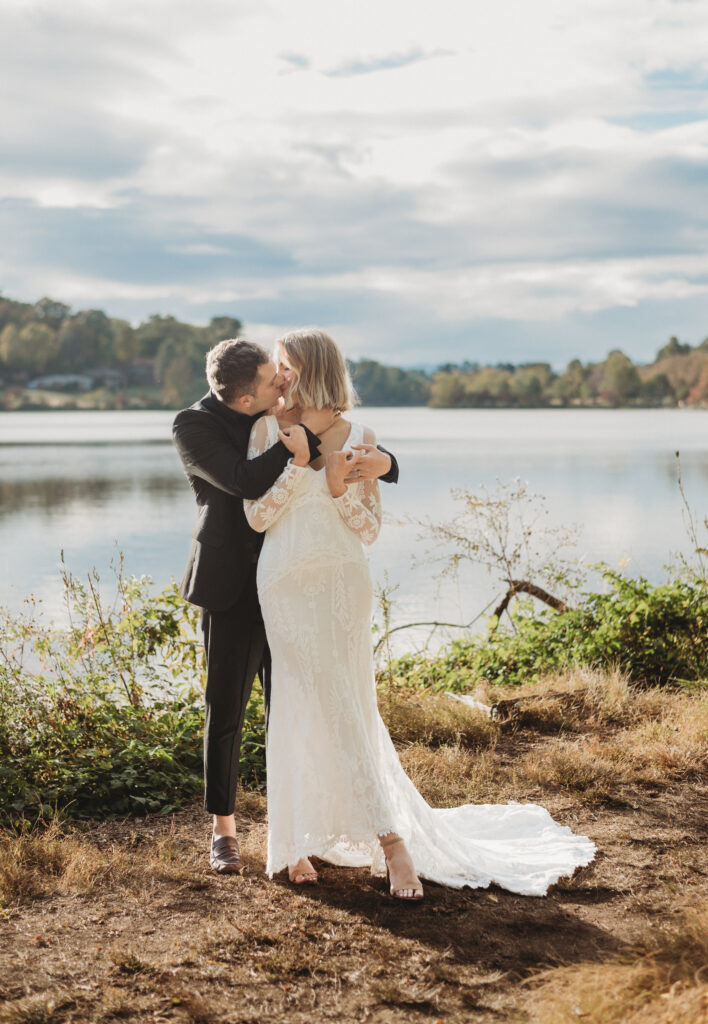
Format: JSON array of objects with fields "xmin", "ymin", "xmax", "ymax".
[
  {"xmin": 243, "ymin": 417, "xmax": 310, "ymax": 532},
  {"xmin": 330, "ymin": 424, "xmax": 382, "ymax": 546},
  {"xmin": 331, "ymin": 479, "xmax": 382, "ymax": 546}
]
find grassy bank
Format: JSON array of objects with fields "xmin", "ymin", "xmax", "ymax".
[{"xmin": 2, "ymin": 563, "xmax": 707, "ymax": 825}]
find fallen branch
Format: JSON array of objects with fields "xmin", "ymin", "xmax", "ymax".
[{"xmin": 492, "ymin": 579, "xmax": 568, "ymax": 628}]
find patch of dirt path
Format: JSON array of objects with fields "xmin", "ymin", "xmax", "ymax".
[{"xmin": 1, "ymin": 738, "xmax": 706, "ymax": 1023}]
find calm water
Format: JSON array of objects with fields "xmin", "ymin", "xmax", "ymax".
[{"xmin": 1, "ymin": 408, "xmax": 707, "ymax": 654}]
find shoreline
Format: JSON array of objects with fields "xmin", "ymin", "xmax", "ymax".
[{"xmin": 1, "ymin": 399, "xmax": 707, "ymax": 413}]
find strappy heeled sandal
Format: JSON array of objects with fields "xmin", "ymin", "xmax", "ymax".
[
  {"xmin": 380, "ymin": 835, "xmax": 424, "ymax": 901},
  {"xmin": 287, "ymin": 858, "xmax": 318, "ymax": 885}
]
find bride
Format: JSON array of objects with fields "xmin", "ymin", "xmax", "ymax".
[{"xmin": 244, "ymin": 328, "xmax": 595, "ymax": 900}]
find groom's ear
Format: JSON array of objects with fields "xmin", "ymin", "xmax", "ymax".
[{"xmin": 234, "ymin": 392, "xmax": 254, "ymax": 413}]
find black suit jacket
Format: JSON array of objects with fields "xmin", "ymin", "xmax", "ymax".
[{"xmin": 173, "ymin": 392, "xmax": 398, "ymax": 611}]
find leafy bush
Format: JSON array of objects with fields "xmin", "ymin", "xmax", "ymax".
[
  {"xmin": 0, "ymin": 563, "xmax": 266, "ymax": 825},
  {"xmin": 388, "ymin": 568, "xmax": 708, "ymax": 690}
]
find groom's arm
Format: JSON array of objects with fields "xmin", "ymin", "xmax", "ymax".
[
  {"xmin": 173, "ymin": 410, "xmax": 320, "ymax": 500},
  {"xmin": 377, "ymin": 446, "xmax": 399, "ymax": 484}
]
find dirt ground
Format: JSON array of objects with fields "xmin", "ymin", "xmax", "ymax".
[{"xmin": 1, "ymin": 682, "xmax": 707, "ymax": 1024}]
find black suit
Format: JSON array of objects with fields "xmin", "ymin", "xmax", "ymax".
[
  {"xmin": 173, "ymin": 391, "xmax": 398, "ymax": 814},
  {"xmin": 173, "ymin": 391, "xmax": 322, "ymax": 611}
]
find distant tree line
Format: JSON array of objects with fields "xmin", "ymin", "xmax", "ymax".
[
  {"xmin": 0, "ymin": 293, "xmax": 242, "ymax": 408},
  {"xmin": 1, "ymin": 291, "xmax": 707, "ymax": 409},
  {"xmin": 428, "ymin": 338, "xmax": 708, "ymax": 408}
]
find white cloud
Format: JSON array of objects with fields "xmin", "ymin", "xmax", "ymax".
[
  {"xmin": 166, "ymin": 243, "xmax": 232, "ymax": 256},
  {"xmin": 2, "ymin": 0, "xmax": 708, "ymax": 361}
]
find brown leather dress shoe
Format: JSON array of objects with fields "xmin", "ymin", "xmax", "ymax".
[{"xmin": 209, "ymin": 835, "xmax": 244, "ymax": 874}]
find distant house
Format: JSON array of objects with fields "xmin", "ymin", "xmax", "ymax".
[
  {"xmin": 27, "ymin": 369, "xmax": 128, "ymax": 392},
  {"xmin": 90, "ymin": 369, "xmax": 128, "ymax": 391},
  {"xmin": 28, "ymin": 374, "xmax": 95, "ymax": 392}
]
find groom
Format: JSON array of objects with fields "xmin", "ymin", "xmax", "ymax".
[{"xmin": 173, "ymin": 337, "xmax": 398, "ymax": 873}]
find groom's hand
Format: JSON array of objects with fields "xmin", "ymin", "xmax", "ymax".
[
  {"xmin": 278, "ymin": 425, "xmax": 310, "ymax": 467},
  {"xmin": 345, "ymin": 444, "xmax": 391, "ymax": 483}
]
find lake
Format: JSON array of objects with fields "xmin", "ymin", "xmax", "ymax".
[{"xmin": 1, "ymin": 408, "xmax": 706, "ymax": 655}]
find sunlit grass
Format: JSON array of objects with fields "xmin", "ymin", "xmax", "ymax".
[{"xmin": 527, "ymin": 900, "xmax": 708, "ymax": 1024}]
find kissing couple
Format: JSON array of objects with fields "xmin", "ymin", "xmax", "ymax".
[{"xmin": 173, "ymin": 328, "xmax": 595, "ymax": 899}]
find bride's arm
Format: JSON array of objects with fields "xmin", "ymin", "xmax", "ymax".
[
  {"xmin": 243, "ymin": 417, "xmax": 310, "ymax": 533},
  {"xmin": 327, "ymin": 427, "xmax": 382, "ymax": 546}
]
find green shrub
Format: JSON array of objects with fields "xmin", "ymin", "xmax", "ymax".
[
  {"xmin": 0, "ymin": 564, "xmax": 266, "ymax": 825},
  {"xmin": 388, "ymin": 568, "xmax": 708, "ymax": 691}
]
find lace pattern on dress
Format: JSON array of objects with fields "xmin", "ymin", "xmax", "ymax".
[
  {"xmin": 332, "ymin": 477, "xmax": 381, "ymax": 546},
  {"xmin": 244, "ymin": 417, "xmax": 309, "ymax": 532}
]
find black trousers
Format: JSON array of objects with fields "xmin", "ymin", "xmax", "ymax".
[{"xmin": 201, "ymin": 562, "xmax": 270, "ymax": 816}]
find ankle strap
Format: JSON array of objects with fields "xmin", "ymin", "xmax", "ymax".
[{"xmin": 379, "ymin": 834, "xmax": 403, "ymax": 850}]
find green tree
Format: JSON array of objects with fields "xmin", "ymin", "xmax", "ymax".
[
  {"xmin": 19, "ymin": 322, "xmax": 59, "ymax": 374},
  {"xmin": 0, "ymin": 295, "xmax": 35, "ymax": 332},
  {"xmin": 600, "ymin": 350, "xmax": 641, "ymax": 404},
  {"xmin": 108, "ymin": 318, "xmax": 137, "ymax": 365},
  {"xmin": 33, "ymin": 297, "xmax": 71, "ymax": 331},
  {"xmin": 641, "ymin": 373, "xmax": 674, "ymax": 404},
  {"xmin": 510, "ymin": 364, "xmax": 553, "ymax": 406},
  {"xmin": 57, "ymin": 310, "xmax": 113, "ymax": 371},
  {"xmin": 207, "ymin": 316, "xmax": 243, "ymax": 342},
  {"xmin": 551, "ymin": 359, "xmax": 593, "ymax": 404},
  {"xmin": 350, "ymin": 359, "xmax": 430, "ymax": 406},
  {"xmin": 136, "ymin": 315, "xmax": 199, "ymax": 358},
  {"xmin": 430, "ymin": 369, "xmax": 468, "ymax": 407},
  {"xmin": 154, "ymin": 337, "xmax": 207, "ymax": 407},
  {"xmin": 656, "ymin": 336, "xmax": 691, "ymax": 361},
  {"xmin": 465, "ymin": 366, "xmax": 513, "ymax": 406},
  {"xmin": 0, "ymin": 324, "xmax": 20, "ymax": 369},
  {"xmin": 0, "ymin": 322, "xmax": 57, "ymax": 374}
]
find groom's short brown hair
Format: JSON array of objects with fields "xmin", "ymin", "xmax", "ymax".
[{"xmin": 206, "ymin": 338, "xmax": 269, "ymax": 405}]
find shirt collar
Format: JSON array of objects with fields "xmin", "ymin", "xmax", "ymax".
[{"xmin": 204, "ymin": 390, "xmax": 266, "ymax": 424}]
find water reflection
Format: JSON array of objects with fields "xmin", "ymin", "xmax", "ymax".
[
  {"xmin": 1, "ymin": 408, "xmax": 706, "ymax": 655},
  {"xmin": 0, "ymin": 474, "xmax": 186, "ymax": 518}
]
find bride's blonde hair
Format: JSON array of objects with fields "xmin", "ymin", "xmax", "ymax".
[{"xmin": 276, "ymin": 328, "xmax": 357, "ymax": 411}]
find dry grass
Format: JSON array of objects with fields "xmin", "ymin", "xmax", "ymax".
[
  {"xmin": 0, "ymin": 990, "xmax": 77, "ymax": 1024},
  {"xmin": 0, "ymin": 668, "xmax": 706, "ymax": 1024},
  {"xmin": 523, "ymin": 690, "xmax": 708, "ymax": 803},
  {"xmin": 0, "ymin": 820, "xmax": 198, "ymax": 906},
  {"xmin": 527, "ymin": 900, "xmax": 708, "ymax": 1024},
  {"xmin": 484, "ymin": 665, "xmax": 674, "ymax": 734},
  {"xmin": 380, "ymin": 688, "xmax": 498, "ymax": 748},
  {"xmin": 400, "ymin": 744, "xmax": 508, "ymax": 805},
  {"xmin": 523, "ymin": 739, "xmax": 626, "ymax": 804}
]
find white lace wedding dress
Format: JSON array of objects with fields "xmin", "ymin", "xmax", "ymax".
[{"xmin": 245, "ymin": 416, "xmax": 595, "ymax": 894}]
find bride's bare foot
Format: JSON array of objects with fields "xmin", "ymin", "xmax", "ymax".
[
  {"xmin": 287, "ymin": 857, "xmax": 318, "ymax": 885},
  {"xmin": 379, "ymin": 834, "xmax": 424, "ymax": 901}
]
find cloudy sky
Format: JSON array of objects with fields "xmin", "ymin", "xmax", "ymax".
[{"xmin": 2, "ymin": 0, "xmax": 708, "ymax": 365}]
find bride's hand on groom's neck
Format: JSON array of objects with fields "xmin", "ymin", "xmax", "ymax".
[
  {"xmin": 278, "ymin": 426, "xmax": 310, "ymax": 467},
  {"xmin": 299, "ymin": 408, "xmax": 341, "ymax": 436}
]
